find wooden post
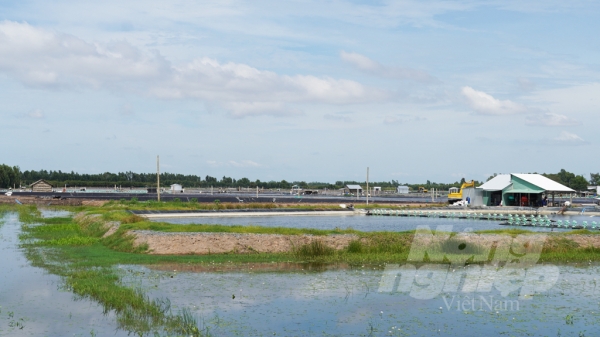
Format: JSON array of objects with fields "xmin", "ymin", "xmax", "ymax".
[
  {"xmin": 157, "ymin": 155, "xmax": 160, "ymax": 202},
  {"xmin": 366, "ymin": 167, "xmax": 369, "ymax": 205}
]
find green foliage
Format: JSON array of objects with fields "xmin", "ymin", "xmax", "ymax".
[
  {"xmin": 590, "ymin": 173, "xmax": 600, "ymax": 186},
  {"xmin": 0, "ymin": 164, "xmax": 21, "ymax": 188},
  {"xmin": 294, "ymin": 240, "xmax": 335, "ymax": 259},
  {"xmin": 346, "ymin": 240, "xmax": 364, "ymax": 253},
  {"xmin": 543, "ymin": 169, "xmax": 589, "ymax": 191},
  {"xmin": 18, "ymin": 208, "xmax": 206, "ymax": 336}
]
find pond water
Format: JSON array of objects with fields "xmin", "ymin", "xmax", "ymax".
[
  {"xmin": 121, "ymin": 262, "xmax": 600, "ymax": 336},
  {"xmin": 0, "ymin": 212, "xmax": 126, "ymax": 337},
  {"xmin": 4, "ymin": 209, "xmax": 600, "ymax": 336},
  {"xmin": 154, "ymin": 213, "xmax": 600, "ymax": 233}
]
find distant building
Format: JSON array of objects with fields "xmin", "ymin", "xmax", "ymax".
[
  {"xmin": 31, "ymin": 179, "xmax": 52, "ymax": 192},
  {"xmin": 170, "ymin": 184, "xmax": 183, "ymax": 193},
  {"xmin": 397, "ymin": 186, "xmax": 409, "ymax": 194},
  {"xmin": 345, "ymin": 184, "xmax": 363, "ymax": 195}
]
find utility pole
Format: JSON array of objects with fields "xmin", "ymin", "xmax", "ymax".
[
  {"xmin": 157, "ymin": 155, "xmax": 160, "ymax": 202},
  {"xmin": 366, "ymin": 167, "xmax": 369, "ymax": 205}
]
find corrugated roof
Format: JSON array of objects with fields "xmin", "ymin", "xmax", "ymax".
[
  {"xmin": 346, "ymin": 184, "xmax": 363, "ymax": 189},
  {"xmin": 512, "ymin": 174, "xmax": 575, "ymax": 192},
  {"xmin": 478, "ymin": 174, "xmax": 511, "ymax": 191}
]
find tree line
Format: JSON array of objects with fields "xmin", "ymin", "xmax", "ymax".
[{"xmin": 1, "ymin": 164, "xmax": 597, "ymax": 191}]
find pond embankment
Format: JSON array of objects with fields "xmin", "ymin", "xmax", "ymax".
[{"xmin": 131, "ymin": 231, "xmax": 359, "ymax": 254}]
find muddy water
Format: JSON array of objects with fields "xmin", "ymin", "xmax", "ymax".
[
  {"xmin": 155, "ymin": 213, "xmax": 600, "ymax": 233},
  {"xmin": 122, "ymin": 263, "xmax": 600, "ymax": 336},
  {"xmin": 0, "ymin": 212, "xmax": 127, "ymax": 337}
]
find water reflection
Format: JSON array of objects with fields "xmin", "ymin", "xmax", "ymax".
[
  {"xmin": 154, "ymin": 214, "xmax": 599, "ymax": 233},
  {"xmin": 122, "ymin": 262, "xmax": 600, "ymax": 336},
  {"xmin": 0, "ymin": 213, "xmax": 126, "ymax": 337}
]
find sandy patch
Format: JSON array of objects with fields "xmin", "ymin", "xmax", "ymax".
[{"xmin": 131, "ymin": 231, "xmax": 359, "ymax": 255}]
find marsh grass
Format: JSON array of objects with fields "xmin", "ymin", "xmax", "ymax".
[
  {"xmin": 120, "ymin": 221, "xmax": 358, "ymax": 236},
  {"xmin": 294, "ymin": 240, "xmax": 335, "ymax": 259},
  {"xmin": 17, "ymin": 206, "xmax": 206, "ymax": 336}
]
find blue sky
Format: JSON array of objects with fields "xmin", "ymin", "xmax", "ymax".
[{"xmin": 1, "ymin": 0, "xmax": 598, "ymax": 184}]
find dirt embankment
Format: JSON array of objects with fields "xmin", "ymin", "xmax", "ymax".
[
  {"xmin": 0, "ymin": 196, "xmax": 108, "ymax": 206},
  {"xmin": 131, "ymin": 231, "xmax": 359, "ymax": 255}
]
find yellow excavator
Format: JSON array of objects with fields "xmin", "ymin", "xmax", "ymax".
[{"xmin": 448, "ymin": 180, "xmax": 475, "ymax": 204}]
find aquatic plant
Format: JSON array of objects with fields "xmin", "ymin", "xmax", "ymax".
[{"xmin": 294, "ymin": 240, "xmax": 335, "ymax": 259}]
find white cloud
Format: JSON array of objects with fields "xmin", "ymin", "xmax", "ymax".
[
  {"xmin": 341, "ymin": 51, "xmax": 434, "ymax": 82},
  {"xmin": 224, "ymin": 102, "xmax": 302, "ymax": 118},
  {"xmin": 554, "ymin": 131, "xmax": 585, "ymax": 143},
  {"xmin": 526, "ymin": 113, "xmax": 579, "ymax": 127},
  {"xmin": 0, "ymin": 21, "xmax": 168, "ymax": 88},
  {"xmin": 0, "ymin": 21, "xmax": 386, "ymax": 118},
  {"xmin": 461, "ymin": 86, "xmax": 528, "ymax": 115},
  {"xmin": 26, "ymin": 109, "xmax": 44, "ymax": 119}
]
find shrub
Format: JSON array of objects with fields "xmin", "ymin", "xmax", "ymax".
[{"xmin": 294, "ymin": 240, "xmax": 335, "ymax": 258}]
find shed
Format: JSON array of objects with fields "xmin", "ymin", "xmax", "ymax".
[
  {"xmin": 478, "ymin": 174, "xmax": 574, "ymax": 207},
  {"xmin": 31, "ymin": 179, "xmax": 53, "ymax": 192},
  {"xmin": 170, "ymin": 184, "xmax": 183, "ymax": 193},
  {"xmin": 397, "ymin": 186, "xmax": 409, "ymax": 194},
  {"xmin": 345, "ymin": 184, "xmax": 363, "ymax": 195}
]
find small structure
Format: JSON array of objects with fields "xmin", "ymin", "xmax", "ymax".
[
  {"xmin": 170, "ymin": 184, "xmax": 183, "ymax": 193},
  {"xmin": 30, "ymin": 179, "xmax": 52, "ymax": 192},
  {"xmin": 478, "ymin": 173, "xmax": 574, "ymax": 207},
  {"xmin": 397, "ymin": 186, "xmax": 409, "ymax": 194},
  {"xmin": 345, "ymin": 184, "xmax": 363, "ymax": 195}
]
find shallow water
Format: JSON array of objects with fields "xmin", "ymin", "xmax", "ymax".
[
  {"xmin": 39, "ymin": 209, "xmax": 71, "ymax": 218},
  {"xmin": 121, "ymin": 262, "xmax": 600, "ymax": 336},
  {"xmin": 154, "ymin": 213, "xmax": 599, "ymax": 233},
  {"xmin": 0, "ymin": 212, "xmax": 126, "ymax": 337},
  {"xmin": 4, "ymin": 209, "xmax": 600, "ymax": 336}
]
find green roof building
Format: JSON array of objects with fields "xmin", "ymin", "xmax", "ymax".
[{"xmin": 478, "ymin": 174, "xmax": 574, "ymax": 207}]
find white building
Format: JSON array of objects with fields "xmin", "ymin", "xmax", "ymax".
[{"xmin": 397, "ymin": 186, "xmax": 409, "ymax": 194}]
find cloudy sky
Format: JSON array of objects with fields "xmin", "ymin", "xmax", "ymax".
[{"xmin": 1, "ymin": 1, "xmax": 598, "ymax": 183}]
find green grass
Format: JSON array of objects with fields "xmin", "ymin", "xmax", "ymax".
[
  {"xmin": 119, "ymin": 221, "xmax": 359, "ymax": 236},
  {"xmin": 17, "ymin": 206, "xmax": 208, "ymax": 337}
]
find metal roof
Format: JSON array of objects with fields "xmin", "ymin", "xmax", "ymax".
[
  {"xmin": 478, "ymin": 174, "xmax": 511, "ymax": 191},
  {"xmin": 512, "ymin": 174, "xmax": 575, "ymax": 193},
  {"xmin": 346, "ymin": 184, "xmax": 363, "ymax": 190}
]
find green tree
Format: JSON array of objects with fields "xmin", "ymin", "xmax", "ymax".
[{"xmin": 590, "ymin": 173, "xmax": 600, "ymax": 186}]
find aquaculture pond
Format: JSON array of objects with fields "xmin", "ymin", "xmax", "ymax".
[
  {"xmin": 0, "ymin": 212, "xmax": 127, "ymax": 337},
  {"xmin": 154, "ymin": 213, "xmax": 600, "ymax": 233},
  {"xmin": 4, "ymin": 208, "xmax": 600, "ymax": 336},
  {"xmin": 122, "ymin": 262, "xmax": 600, "ymax": 336}
]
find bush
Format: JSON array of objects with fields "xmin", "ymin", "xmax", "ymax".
[
  {"xmin": 347, "ymin": 240, "xmax": 363, "ymax": 253},
  {"xmin": 294, "ymin": 240, "xmax": 335, "ymax": 258}
]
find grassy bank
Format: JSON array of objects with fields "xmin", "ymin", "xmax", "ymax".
[{"xmin": 17, "ymin": 205, "xmax": 208, "ymax": 337}]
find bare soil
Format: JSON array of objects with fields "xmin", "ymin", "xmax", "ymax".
[{"xmin": 131, "ymin": 231, "xmax": 359, "ymax": 255}]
